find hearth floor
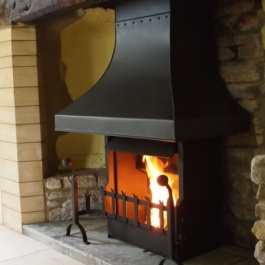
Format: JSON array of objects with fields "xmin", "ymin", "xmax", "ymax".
[{"xmin": 22, "ymin": 215, "xmax": 258, "ymax": 265}]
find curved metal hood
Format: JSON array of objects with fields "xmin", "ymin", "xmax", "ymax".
[{"xmin": 55, "ymin": 0, "xmax": 249, "ymax": 141}]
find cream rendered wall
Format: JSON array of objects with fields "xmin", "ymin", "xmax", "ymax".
[
  {"xmin": 0, "ymin": 185, "xmax": 2, "ymax": 223},
  {"xmin": 56, "ymin": 8, "xmax": 115, "ymax": 169},
  {"xmin": 0, "ymin": 26, "xmax": 45, "ymax": 231}
]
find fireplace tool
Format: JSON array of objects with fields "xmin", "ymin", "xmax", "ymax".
[{"xmin": 62, "ymin": 158, "xmax": 90, "ymax": 245}]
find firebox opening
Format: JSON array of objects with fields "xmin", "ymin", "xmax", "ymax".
[{"xmin": 105, "ymin": 151, "xmax": 179, "ymax": 230}]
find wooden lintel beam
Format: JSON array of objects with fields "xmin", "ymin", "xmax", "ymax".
[{"xmin": 5, "ymin": 0, "xmax": 112, "ymax": 24}]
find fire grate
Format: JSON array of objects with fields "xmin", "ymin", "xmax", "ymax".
[{"xmin": 104, "ymin": 188, "xmax": 176, "ymax": 260}]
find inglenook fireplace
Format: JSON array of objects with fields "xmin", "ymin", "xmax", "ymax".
[{"xmin": 55, "ymin": 0, "xmax": 250, "ymax": 263}]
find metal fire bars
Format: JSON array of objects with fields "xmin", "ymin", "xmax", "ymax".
[{"xmin": 104, "ymin": 174, "xmax": 178, "ymax": 261}]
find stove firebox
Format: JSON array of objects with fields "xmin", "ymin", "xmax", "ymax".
[
  {"xmin": 104, "ymin": 137, "xmax": 221, "ymax": 262},
  {"xmin": 54, "ymin": 0, "xmax": 249, "ymax": 262}
]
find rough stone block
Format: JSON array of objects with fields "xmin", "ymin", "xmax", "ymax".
[
  {"xmin": 90, "ymin": 190, "xmax": 104, "ymax": 205},
  {"xmin": 257, "ymin": 185, "xmax": 265, "ymax": 201},
  {"xmin": 217, "ymin": 0, "xmax": 255, "ymax": 17},
  {"xmin": 251, "ymin": 155, "xmax": 265, "ymax": 185},
  {"xmin": 47, "ymin": 200, "xmax": 60, "ymax": 207},
  {"xmin": 97, "ymin": 170, "xmax": 108, "ymax": 188},
  {"xmin": 238, "ymin": 43, "xmax": 264, "ymax": 59},
  {"xmin": 226, "ymin": 181, "xmax": 256, "ymax": 220},
  {"xmin": 238, "ymin": 98, "xmax": 259, "ymax": 113},
  {"xmin": 224, "ymin": 146, "xmax": 254, "ymax": 174},
  {"xmin": 78, "ymin": 175, "xmax": 97, "ymax": 188},
  {"xmin": 220, "ymin": 61, "xmax": 261, "ymax": 83},
  {"xmin": 262, "ymin": 26, "xmax": 265, "ymax": 50},
  {"xmin": 219, "ymin": 11, "xmax": 260, "ymax": 34},
  {"xmin": 218, "ymin": 34, "xmax": 262, "ymax": 47},
  {"xmin": 252, "ymin": 220, "xmax": 265, "ymax": 240},
  {"xmin": 225, "ymin": 133, "xmax": 256, "ymax": 147},
  {"xmin": 62, "ymin": 176, "xmax": 71, "ymax": 189},
  {"xmin": 256, "ymin": 203, "xmax": 265, "ymax": 219},
  {"xmin": 255, "ymin": 240, "xmax": 265, "ymax": 264},
  {"xmin": 47, "ymin": 191, "xmax": 71, "ymax": 200},
  {"xmin": 218, "ymin": 47, "xmax": 236, "ymax": 61},
  {"xmin": 45, "ymin": 178, "xmax": 62, "ymax": 190},
  {"xmin": 253, "ymin": 117, "xmax": 264, "ymax": 134},
  {"xmin": 237, "ymin": 34, "xmax": 263, "ymax": 59},
  {"xmin": 45, "ymin": 170, "xmax": 106, "ymax": 221},
  {"xmin": 255, "ymin": 134, "xmax": 264, "ymax": 146},
  {"xmin": 224, "ymin": 213, "xmax": 257, "ymax": 248},
  {"xmin": 48, "ymin": 198, "xmax": 72, "ymax": 221},
  {"xmin": 252, "ymin": 117, "xmax": 264, "ymax": 145}
]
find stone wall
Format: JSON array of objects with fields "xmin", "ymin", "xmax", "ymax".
[
  {"xmin": 216, "ymin": 0, "xmax": 264, "ymax": 251},
  {"xmin": 44, "ymin": 169, "xmax": 106, "ymax": 221},
  {"xmin": 252, "ymin": 156, "xmax": 265, "ymax": 264},
  {"xmin": 216, "ymin": 0, "xmax": 265, "ymax": 263}
]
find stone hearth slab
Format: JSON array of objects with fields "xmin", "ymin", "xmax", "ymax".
[{"xmin": 23, "ymin": 215, "xmax": 258, "ymax": 265}]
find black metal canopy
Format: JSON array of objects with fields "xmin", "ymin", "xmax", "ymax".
[{"xmin": 55, "ymin": 0, "xmax": 249, "ymax": 141}]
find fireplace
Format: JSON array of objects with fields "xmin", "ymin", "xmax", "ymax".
[
  {"xmin": 103, "ymin": 137, "xmax": 221, "ymax": 262},
  {"xmin": 55, "ymin": 0, "xmax": 250, "ymax": 263}
]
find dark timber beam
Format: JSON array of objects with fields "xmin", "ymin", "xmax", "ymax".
[{"xmin": 5, "ymin": 0, "xmax": 113, "ymax": 24}]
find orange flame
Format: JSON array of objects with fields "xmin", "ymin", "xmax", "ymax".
[{"xmin": 142, "ymin": 155, "xmax": 179, "ymax": 229}]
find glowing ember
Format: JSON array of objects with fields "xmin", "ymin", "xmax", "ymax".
[{"xmin": 142, "ymin": 155, "xmax": 179, "ymax": 229}]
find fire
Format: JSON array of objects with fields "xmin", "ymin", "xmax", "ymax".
[{"xmin": 142, "ymin": 155, "xmax": 179, "ymax": 229}]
